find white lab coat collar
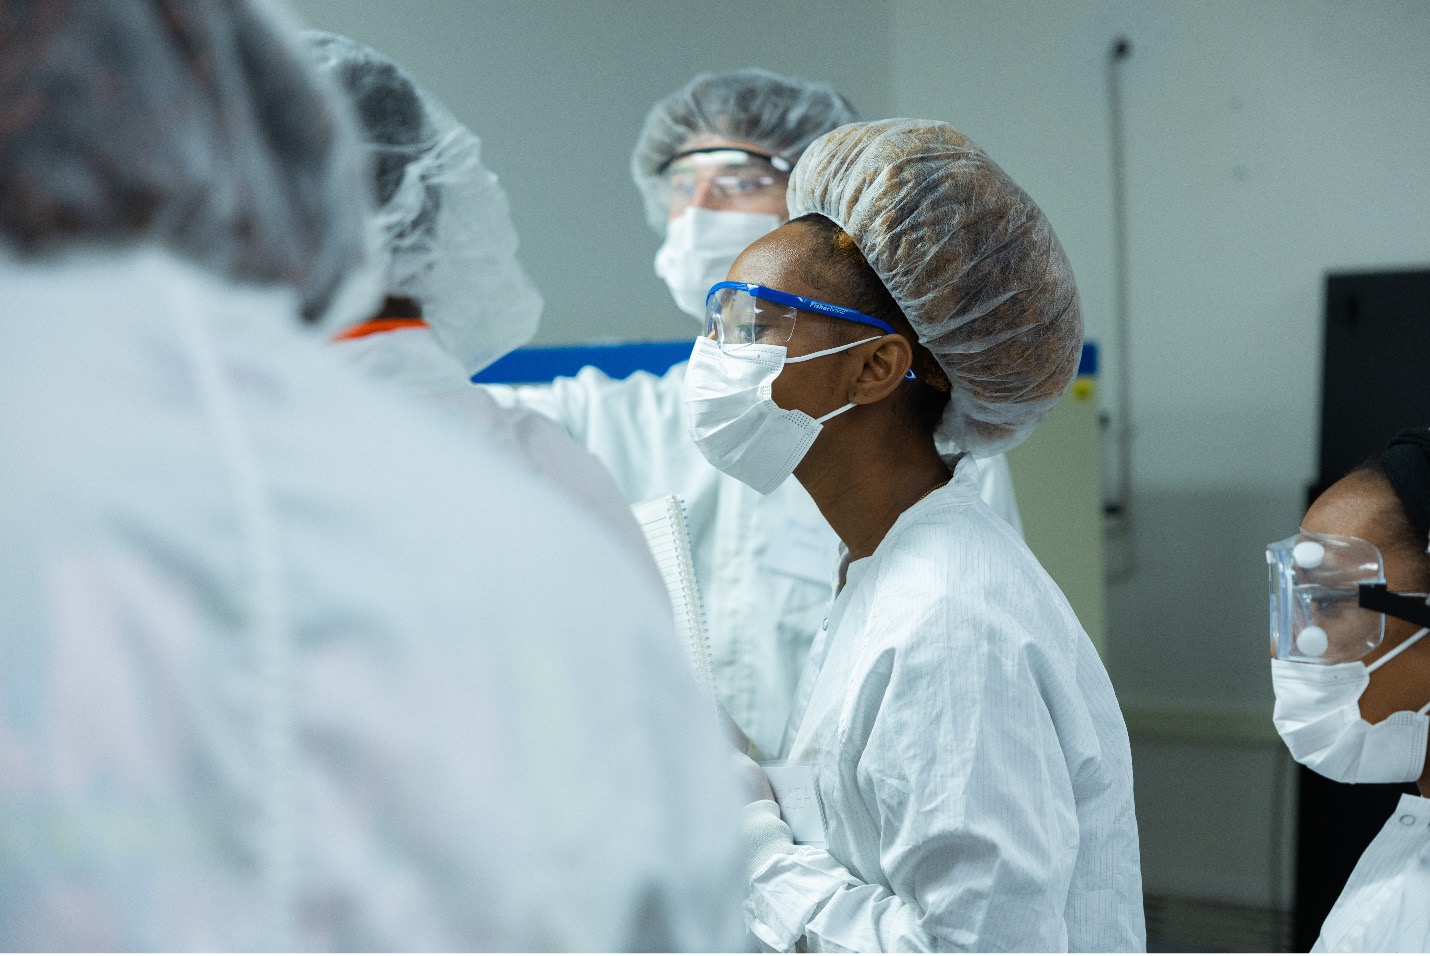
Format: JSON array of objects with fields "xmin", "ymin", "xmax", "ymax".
[
  {"xmin": 1315, "ymin": 793, "xmax": 1430, "ymax": 951},
  {"xmin": 832, "ymin": 452, "xmax": 984, "ymax": 597}
]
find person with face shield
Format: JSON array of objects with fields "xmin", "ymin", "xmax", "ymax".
[
  {"xmin": 711, "ymin": 120, "xmax": 1144, "ymax": 952},
  {"xmin": 0, "ymin": 1, "xmax": 742, "ymax": 949},
  {"xmin": 486, "ymin": 69, "xmax": 1024, "ymax": 759},
  {"xmin": 306, "ymin": 34, "xmax": 647, "ymax": 557},
  {"xmin": 1266, "ymin": 428, "xmax": 1430, "ymax": 951}
]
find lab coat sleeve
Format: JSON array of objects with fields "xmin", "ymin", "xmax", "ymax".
[
  {"xmin": 746, "ymin": 599, "xmax": 1080, "ymax": 952},
  {"xmin": 482, "ymin": 367, "xmax": 614, "ymax": 448},
  {"xmin": 479, "ymin": 367, "xmax": 687, "ymax": 511}
]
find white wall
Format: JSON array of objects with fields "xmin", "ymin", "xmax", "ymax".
[
  {"xmin": 889, "ymin": 0, "xmax": 1430, "ymax": 907},
  {"xmin": 286, "ymin": 0, "xmax": 892, "ymax": 346}
]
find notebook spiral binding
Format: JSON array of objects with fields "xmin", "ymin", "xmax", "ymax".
[{"xmin": 631, "ymin": 494, "xmax": 719, "ymax": 705}]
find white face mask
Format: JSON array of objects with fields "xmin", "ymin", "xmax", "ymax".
[
  {"xmin": 654, "ymin": 208, "xmax": 782, "ymax": 321},
  {"xmin": 682, "ymin": 334, "xmax": 874, "ymax": 495},
  {"xmin": 1271, "ymin": 627, "xmax": 1430, "ymax": 784}
]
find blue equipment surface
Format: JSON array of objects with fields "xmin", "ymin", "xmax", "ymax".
[
  {"xmin": 473, "ymin": 340, "xmax": 693, "ymax": 384},
  {"xmin": 475, "ymin": 338, "xmax": 1100, "ymax": 384}
]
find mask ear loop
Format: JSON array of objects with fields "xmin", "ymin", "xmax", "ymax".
[
  {"xmin": 783, "ymin": 336, "xmax": 918, "ymax": 379},
  {"xmin": 1366, "ymin": 627, "xmax": 1430, "ymax": 675},
  {"xmin": 783, "ymin": 335, "xmax": 881, "ymax": 365},
  {"xmin": 1365, "ymin": 626, "xmax": 1430, "ymax": 715},
  {"xmin": 784, "ymin": 335, "xmax": 918, "ymax": 424},
  {"xmin": 1360, "ymin": 585, "xmax": 1430, "ymax": 713}
]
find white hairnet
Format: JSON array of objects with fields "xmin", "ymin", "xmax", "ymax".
[
  {"xmin": 631, "ymin": 68, "xmax": 858, "ymax": 232},
  {"xmin": 306, "ymin": 33, "xmax": 542, "ymax": 376},
  {"xmin": 0, "ymin": 0, "xmax": 374, "ymax": 325},
  {"xmin": 788, "ymin": 119, "xmax": 1083, "ymax": 455}
]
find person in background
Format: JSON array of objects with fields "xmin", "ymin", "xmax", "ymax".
[
  {"xmin": 0, "ymin": 0, "xmax": 742, "ymax": 948},
  {"xmin": 306, "ymin": 33, "xmax": 650, "ymax": 559},
  {"xmin": 487, "ymin": 69, "xmax": 1025, "ymax": 758},
  {"xmin": 718, "ymin": 119, "xmax": 1144, "ymax": 951},
  {"xmin": 1267, "ymin": 427, "xmax": 1430, "ymax": 952}
]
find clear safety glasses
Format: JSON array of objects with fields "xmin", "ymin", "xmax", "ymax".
[
  {"xmin": 658, "ymin": 148, "xmax": 791, "ymax": 216},
  {"xmin": 1267, "ymin": 530, "xmax": 1430, "ymax": 664},
  {"xmin": 703, "ymin": 280, "xmax": 914, "ymax": 364}
]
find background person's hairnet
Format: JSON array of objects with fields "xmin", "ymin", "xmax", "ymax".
[
  {"xmin": 0, "ymin": 0, "xmax": 375, "ymax": 324},
  {"xmin": 788, "ymin": 119, "xmax": 1083, "ymax": 456},
  {"xmin": 631, "ymin": 68, "xmax": 858, "ymax": 232},
  {"xmin": 306, "ymin": 33, "xmax": 542, "ymax": 376}
]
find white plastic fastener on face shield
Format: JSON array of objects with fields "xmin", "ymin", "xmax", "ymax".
[
  {"xmin": 1296, "ymin": 626, "xmax": 1330, "ymax": 657},
  {"xmin": 1293, "ymin": 541, "xmax": 1326, "ymax": 569}
]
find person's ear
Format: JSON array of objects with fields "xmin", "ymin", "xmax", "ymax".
[{"xmin": 848, "ymin": 335, "xmax": 913, "ymax": 405}]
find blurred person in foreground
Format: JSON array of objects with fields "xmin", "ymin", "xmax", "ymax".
[
  {"xmin": 306, "ymin": 33, "xmax": 650, "ymax": 561},
  {"xmin": 0, "ymin": 0, "xmax": 742, "ymax": 948}
]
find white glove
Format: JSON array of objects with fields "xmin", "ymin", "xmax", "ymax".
[
  {"xmin": 730, "ymin": 753, "xmax": 795, "ymax": 877},
  {"xmin": 743, "ymin": 799, "xmax": 796, "ymax": 878}
]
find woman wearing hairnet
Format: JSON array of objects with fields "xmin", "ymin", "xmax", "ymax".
[
  {"xmin": 487, "ymin": 70, "xmax": 1023, "ymax": 760},
  {"xmin": 709, "ymin": 120, "xmax": 1145, "ymax": 951},
  {"xmin": 1266, "ymin": 428, "xmax": 1430, "ymax": 952},
  {"xmin": 306, "ymin": 34, "xmax": 650, "ymax": 560},
  {"xmin": 0, "ymin": 0, "xmax": 742, "ymax": 948}
]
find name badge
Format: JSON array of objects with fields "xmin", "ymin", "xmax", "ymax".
[{"xmin": 760, "ymin": 762, "xmax": 828, "ymax": 847}]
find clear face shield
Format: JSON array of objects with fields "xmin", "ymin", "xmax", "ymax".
[{"xmin": 1267, "ymin": 530, "xmax": 1430, "ymax": 664}]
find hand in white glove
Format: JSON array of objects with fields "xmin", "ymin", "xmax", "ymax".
[
  {"xmin": 729, "ymin": 752, "xmax": 794, "ymax": 877},
  {"xmin": 729, "ymin": 749, "xmax": 775, "ymax": 805}
]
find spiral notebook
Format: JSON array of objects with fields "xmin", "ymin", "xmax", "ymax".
[{"xmin": 631, "ymin": 494, "xmax": 719, "ymax": 704}]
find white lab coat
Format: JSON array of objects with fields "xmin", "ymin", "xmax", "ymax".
[
  {"xmin": 750, "ymin": 455, "xmax": 1144, "ymax": 952},
  {"xmin": 486, "ymin": 363, "xmax": 1024, "ymax": 756},
  {"xmin": 0, "ymin": 251, "xmax": 744, "ymax": 952},
  {"xmin": 331, "ymin": 326, "xmax": 652, "ymax": 564},
  {"xmin": 1313, "ymin": 793, "xmax": 1430, "ymax": 952}
]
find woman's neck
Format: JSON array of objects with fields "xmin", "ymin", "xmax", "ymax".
[{"xmin": 795, "ymin": 421, "xmax": 953, "ymax": 562}]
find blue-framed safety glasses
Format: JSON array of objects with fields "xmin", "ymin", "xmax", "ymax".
[{"xmin": 704, "ymin": 280, "xmax": 903, "ymax": 353}]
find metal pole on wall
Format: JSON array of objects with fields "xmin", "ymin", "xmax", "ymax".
[{"xmin": 1106, "ymin": 36, "xmax": 1135, "ymax": 580}]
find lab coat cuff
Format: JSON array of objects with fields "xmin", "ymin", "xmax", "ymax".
[{"xmin": 744, "ymin": 838, "xmax": 863, "ymax": 952}]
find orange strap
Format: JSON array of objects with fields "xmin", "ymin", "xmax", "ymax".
[{"xmin": 330, "ymin": 318, "xmax": 427, "ymax": 342}]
